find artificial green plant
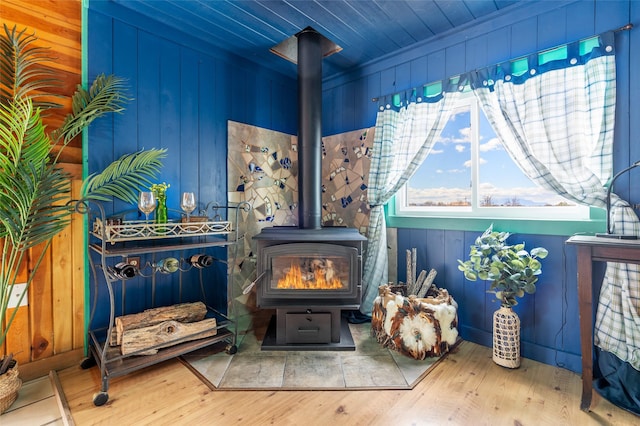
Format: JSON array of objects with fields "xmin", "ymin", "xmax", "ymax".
[
  {"xmin": 0, "ymin": 24, "xmax": 166, "ymax": 373},
  {"xmin": 457, "ymin": 224, "xmax": 548, "ymax": 308}
]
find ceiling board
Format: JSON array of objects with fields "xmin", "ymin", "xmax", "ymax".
[{"xmin": 109, "ymin": 0, "xmax": 523, "ymax": 78}]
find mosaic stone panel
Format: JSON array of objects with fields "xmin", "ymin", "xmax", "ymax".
[
  {"xmin": 321, "ymin": 128, "xmax": 373, "ymax": 235},
  {"xmin": 226, "ymin": 121, "xmax": 374, "ymax": 316}
]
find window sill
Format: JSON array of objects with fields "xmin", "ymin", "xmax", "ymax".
[{"xmin": 385, "ymin": 206, "xmax": 606, "ymax": 236}]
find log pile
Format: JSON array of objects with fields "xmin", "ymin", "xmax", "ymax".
[{"xmin": 110, "ymin": 302, "xmax": 217, "ymax": 355}]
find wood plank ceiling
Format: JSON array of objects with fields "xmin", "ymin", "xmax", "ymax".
[{"xmin": 110, "ymin": 0, "xmax": 522, "ymax": 78}]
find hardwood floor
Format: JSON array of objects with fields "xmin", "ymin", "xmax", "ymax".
[{"xmin": 55, "ymin": 341, "xmax": 637, "ymax": 425}]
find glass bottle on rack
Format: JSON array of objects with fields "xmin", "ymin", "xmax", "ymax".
[
  {"xmin": 112, "ymin": 262, "xmax": 137, "ymax": 279},
  {"xmin": 189, "ymin": 254, "xmax": 213, "ymax": 268},
  {"xmin": 156, "ymin": 257, "xmax": 179, "ymax": 274}
]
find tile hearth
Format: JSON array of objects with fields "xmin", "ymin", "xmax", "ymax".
[{"xmin": 181, "ymin": 313, "xmax": 443, "ymax": 390}]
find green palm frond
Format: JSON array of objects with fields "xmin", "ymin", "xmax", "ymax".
[
  {"xmin": 3, "ymin": 160, "xmax": 71, "ymax": 250},
  {"xmin": 51, "ymin": 74, "xmax": 132, "ymax": 146},
  {"xmin": 0, "ymin": 96, "xmax": 70, "ymax": 249},
  {"xmin": 81, "ymin": 148, "xmax": 168, "ymax": 203},
  {"xmin": 0, "ymin": 97, "xmax": 55, "ymax": 242},
  {"xmin": 19, "ymin": 164, "xmax": 72, "ymax": 250},
  {"xmin": 0, "ymin": 97, "xmax": 50, "ymax": 169},
  {"xmin": 0, "ymin": 24, "xmax": 62, "ymax": 108}
]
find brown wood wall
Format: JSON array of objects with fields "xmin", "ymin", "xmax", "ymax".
[{"xmin": 1, "ymin": 0, "xmax": 84, "ymax": 370}]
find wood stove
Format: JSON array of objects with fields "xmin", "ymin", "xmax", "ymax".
[
  {"xmin": 254, "ymin": 27, "xmax": 366, "ymax": 350},
  {"xmin": 255, "ymin": 227, "xmax": 365, "ymax": 350}
]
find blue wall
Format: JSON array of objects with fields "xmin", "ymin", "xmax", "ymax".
[
  {"xmin": 322, "ymin": 0, "xmax": 639, "ymax": 373},
  {"xmin": 86, "ymin": 0, "xmax": 639, "ymax": 373},
  {"xmin": 85, "ymin": 2, "xmax": 297, "ymax": 326}
]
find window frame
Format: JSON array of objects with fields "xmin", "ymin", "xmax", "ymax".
[{"xmin": 387, "ymin": 94, "xmax": 606, "ymax": 236}]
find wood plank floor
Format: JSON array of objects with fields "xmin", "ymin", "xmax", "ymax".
[{"xmin": 56, "ymin": 341, "xmax": 638, "ymax": 425}]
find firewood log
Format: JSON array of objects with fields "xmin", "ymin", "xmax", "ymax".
[
  {"xmin": 416, "ymin": 269, "xmax": 437, "ymax": 298},
  {"xmin": 115, "ymin": 302, "xmax": 207, "ymax": 345},
  {"xmin": 120, "ymin": 318, "xmax": 218, "ymax": 355}
]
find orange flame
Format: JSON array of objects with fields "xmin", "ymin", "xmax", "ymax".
[{"xmin": 276, "ymin": 262, "xmax": 345, "ymax": 290}]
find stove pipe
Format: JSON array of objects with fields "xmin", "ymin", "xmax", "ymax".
[
  {"xmin": 297, "ymin": 28, "xmax": 323, "ymax": 230},
  {"xmin": 271, "ymin": 27, "xmax": 341, "ymax": 230}
]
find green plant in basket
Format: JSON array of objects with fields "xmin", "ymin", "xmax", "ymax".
[{"xmin": 457, "ymin": 224, "xmax": 548, "ymax": 307}]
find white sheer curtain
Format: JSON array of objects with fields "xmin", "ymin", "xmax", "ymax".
[{"xmin": 361, "ymin": 90, "xmax": 461, "ymax": 315}]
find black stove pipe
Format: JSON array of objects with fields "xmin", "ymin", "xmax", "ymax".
[{"xmin": 297, "ymin": 28, "xmax": 323, "ymax": 230}]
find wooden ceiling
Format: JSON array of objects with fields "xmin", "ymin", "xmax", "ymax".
[{"xmin": 109, "ymin": 0, "xmax": 522, "ymax": 78}]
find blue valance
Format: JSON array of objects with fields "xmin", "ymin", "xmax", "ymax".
[
  {"xmin": 376, "ymin": 30, "xmax": 616, "ymax": 110},
  {"xmin": 470, "ymin": 31, "xmax": 615, "ymax": 90}
]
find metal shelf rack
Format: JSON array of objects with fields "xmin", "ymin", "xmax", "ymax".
[{"xmin": 76, "ymin": 199, "xmax": 251, "ymax": 406}]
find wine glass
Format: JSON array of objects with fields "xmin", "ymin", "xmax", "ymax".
[
  {"xmin": 181, "ymin": 192, "xmax": 196, "ymax": 222},
  {"xmin": 138, "ymin": 191, "xmax": 157, "ymax": 222}
]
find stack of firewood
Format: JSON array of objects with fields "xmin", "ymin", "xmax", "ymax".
[{"xmin": 111, "ymin": 302, "xmax": 217, "ymax": 355}]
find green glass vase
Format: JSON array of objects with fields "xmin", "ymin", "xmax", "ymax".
[{"xmin": 155, "ymin": 194, "xmax": 168, "ymax": 231}]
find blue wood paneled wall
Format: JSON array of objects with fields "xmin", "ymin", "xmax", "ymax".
[
  {"xmin": 85, "ymin": 2, "xmax": 297, "ymax": 326},
  {"xmin": 85, "ymin": 0, "xmax": 639, "ymax": 373},
  {"xmin": 322, "ymin": 0, "xmax": 639, "ymax": 373}
]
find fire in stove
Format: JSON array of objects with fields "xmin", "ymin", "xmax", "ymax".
[{"xmin": 275, "ymin": 256, "xmax": 348, "ymax": 290}]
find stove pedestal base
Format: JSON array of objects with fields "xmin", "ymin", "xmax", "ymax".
[{"xmin": 261, "ymin": 311, "xmax": 355, "ymax": 351}]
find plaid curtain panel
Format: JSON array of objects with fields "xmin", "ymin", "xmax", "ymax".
[
  {"xmin": 361, "ymin": 93, "xmax": 460, "ymax": 315},
  {"xmin": 472, "ymin": 54, "xmax": 616, "ymax": 208},
  {"xmin": 596, "ymin": 201, "xmax": 640, "ymax": 370}
]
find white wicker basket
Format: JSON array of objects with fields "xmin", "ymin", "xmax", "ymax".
[{"xmin": 492, "ymin": 306, "xmax": 521, "ymax": 368}]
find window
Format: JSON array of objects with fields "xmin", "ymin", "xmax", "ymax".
[{"xmin": 395, "ymin": 92, "xmax": 589, "ymax": 220}]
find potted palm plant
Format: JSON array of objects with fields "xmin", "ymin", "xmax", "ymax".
[
  {"xmin": 457, "ymin": 224, "xmax": 548, "ymax": 368},
  {"xmin": 0, "ymin": 24, "xmax": 166, "ymax": 412}
]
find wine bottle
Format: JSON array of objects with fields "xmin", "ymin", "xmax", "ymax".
[
  {"xmin": 112, "ymin": 262, "xmax": 137, "ymax": 279},
  {"xmin": 189, "ymin": 254, "xmax": 213, "ymax": 268},
  {"xmin": 157, "ymin": 257, "xmax": 179, "ymax": 274}
]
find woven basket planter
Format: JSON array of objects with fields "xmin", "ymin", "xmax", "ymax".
[
  {"xmin": 492, "ymin": 306, "xmax": 521, "ymax": 368},
  {"xmin": 0, "ymin": 361, "xmax": 21, "ymax": 414},
  {"xmin": 372, "ymin": 284, "xmax": 459, "ymax": 360}
]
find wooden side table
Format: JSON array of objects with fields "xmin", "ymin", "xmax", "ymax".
[{"xmin": 565, "ymin": 235, "xmax": 640, "ymax": 411}]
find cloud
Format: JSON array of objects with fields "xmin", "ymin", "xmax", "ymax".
[
  {"xmin": 463, "ymin": 157, "xmax": 485, "ymax": 168},
  {"xmin": 458, "ymin": 126, "xmax": 471, "ymax": 139},
  {"xmin": 407, "ymin": 181, "xmax": 573, "ymax": 206},
  {"xmin": 438, "ymin": 126, "xmax": 472, "ymax": 144},
  {"xmin": 480, "ymin": 137, "xmax": 502, "ymax": 152}
]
